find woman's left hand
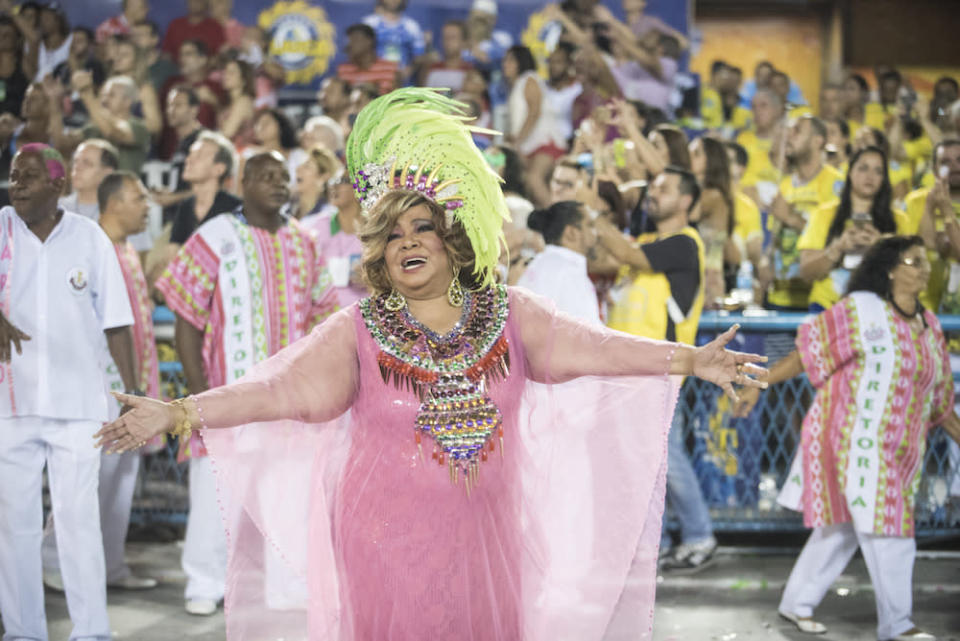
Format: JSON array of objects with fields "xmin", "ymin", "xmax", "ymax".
[{"xmin": 692, "ymin": 324, "xmax": 768, "ymax": 401}]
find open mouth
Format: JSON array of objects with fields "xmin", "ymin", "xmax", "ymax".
[{"xmin": 402, "ymin": 256, "xmax": 427, "ymax": 271}]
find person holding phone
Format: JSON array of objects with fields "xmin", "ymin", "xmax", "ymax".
[{"xmin": 797, "ymin": 145, "xmax": 910, "ymax": 312}]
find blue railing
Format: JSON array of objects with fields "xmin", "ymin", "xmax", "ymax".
[{"xmin": 138, "ymin": 307, "xmax": 960, "ymax": 537}]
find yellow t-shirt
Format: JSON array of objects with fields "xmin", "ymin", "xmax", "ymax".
[
  {"xmin": 607, "ymin": 227, "xmax": 705, "ymax": 345},
  {"xmin": 788, "ymin": 105, "xmax": 813, "ymax": 120},
  {"xmin": 732, "ymin": 190, "xmax": 762, "ymax": 251},
  {"xmin": 889, "ymin": 158, "xmax": 912, "ymax": 192},
  {"xmin": 903, "ymin": 187, "xmax": 960, "ymax": 310},
  {"xmin": 767, "ymin": 164, "xmax": 845, "ymax": 308},
  {"xmin": 864, "ymin": 102, "xmax": 895, "ymax": 130},
  {"xmin": 737, "ymin": 130, "xmax": 782, "ymax": 208},
  {"xmin": 797, "ymin": 202, "xmax": 911, "ymax": 309},
  {"xmin": 701, "ymin": 87, "xmax": 724, "ymax": 130}
]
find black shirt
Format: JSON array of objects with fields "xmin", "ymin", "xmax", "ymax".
[
  {"xmin": 0, "ymin": 67, "xmax": 28, "ymax": 117},
  {"xmin": 640, "ymin": 233, "xmax": 701, "ymax": 342},
  {"xmin": 169, "ymin": 190, "xmax": 242, "ymax": 244}
]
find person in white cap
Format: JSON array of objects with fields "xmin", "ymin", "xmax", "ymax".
[{"xmin": 464, "ymin": 0, "xmax": 513, "ymax": 70}]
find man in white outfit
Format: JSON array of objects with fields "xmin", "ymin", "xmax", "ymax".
[{"xmin": 0, "ymin": 143, "xmax": 136, "ymax": 640}]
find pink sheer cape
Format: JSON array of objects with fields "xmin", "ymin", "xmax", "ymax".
[{"xmin": 200, "ymin": 287, "xmax": 681, "ymax": 640}]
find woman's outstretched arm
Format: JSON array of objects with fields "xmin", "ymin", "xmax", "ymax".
[{"xmin": 95, "ymin": 308, "xmax": 360, "ymax": 451}]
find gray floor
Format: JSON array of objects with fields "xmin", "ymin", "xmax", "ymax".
[{"xmin": 15, "ymin": 543, "xmax": 960, "ymax": 640}]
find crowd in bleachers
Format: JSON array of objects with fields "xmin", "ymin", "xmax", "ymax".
[{"xmin": 0, "ymin": 0, "xmax": 956, "ymax": 318}]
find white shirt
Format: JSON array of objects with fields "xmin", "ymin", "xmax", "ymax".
[
  {"xmin": 517, "ymin": 245, "xmax": 600, "ymax": 325},
  {"xmin": 0, "ymin": 207, "xmax": 133, "ymax": 421},
  {"xmin": 35, "ymin": 33, "xmax": 72, "ymax": 82}
]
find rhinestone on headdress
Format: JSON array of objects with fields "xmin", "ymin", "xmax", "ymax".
[{"xmin": 353, "ymin": 158, "xmax": 464, "ymax": 219}]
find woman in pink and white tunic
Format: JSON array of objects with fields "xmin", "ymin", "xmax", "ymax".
[{"xmin": 737, "ymin": 235, "xmax": 960, "ymax": 641}]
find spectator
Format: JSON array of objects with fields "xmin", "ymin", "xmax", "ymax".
[
  {"xmin": 852, "ymin": 125, "xmax": 910, "ymax": 201},
  {"xmin": 361, "ymin": 0, "xmax": 425, "ymax": 80},
  {"xmin": 819, "ymin": 82, "xmax": 844, "ymax": 121},
  {"xmin": 651, "ymin": 123, "xmax": 692, "ymax": 169},
  {"xmin": 132, "ymin": 20, "xmax": 179, "ymax": 93},
  {"xmin": 109, "ymin": 35, "xmax": 162, "ymax": 137},
  {"xmin": 51, "ymin": 27, "xmax": 105, "ymax": 112},
  {"xmin": 771, "ymin": 70, "xmax": 811, "ymax": 119},
  {"xmin": 597, "ymin": 167, "xmax": 715, "ymax": 571},
  {"xmin": 159, "ymin": 39, "xmax": 223, "ymax": 159},
  {"xmin": 463, "ymin": 0, "xmax": 513, "ymax": 71},
  {"xmin": 346, "ymin": 82, "xmax": 379, "ymax": 128},
  {"xmin": 798, "ymin": 145, "xmax": 906, "ymax": 312},
  {"xmin": 519, "ymin": 200, "xmax": 600, "ymax": 323},
  {"xmin": 763, "ymin": 115, "xmax": 844, "ymax": 311},
  {"xmin": 336, "ymin": 23, "xmax": 398, "ymax": 96},
  {"xmin": 422, "ymin": 20, "xmax": 472, "ymax": 92},
  {"xmin": 503, "ymin": 45, "xmax": 561, "ymax": 207},
  {"xmin": 31, "ymin": 2, "xmax": 71, "ymax": 82},
  {"xmin": 570, "ymin": 44, "xmax": 621, "ymax": 131},
  {"xmin": 165, "ymin": 85, "xmax": 204, "ymax": 196},
  {"xmin": 217, "ymin": 54, "xmax": 254, "ymax": 149},
  {"xmin": 0, "ymin": 16, "xmax": 28, "ymax": 117},
  {"xmin": 485, "ymin": 144, "xmax": 534, "ymax": 221},
  {"xmin": 823, "ymin": 118, "xmax": 850, "ymax": 170},
  {"xmin": 740, "ymin": 60, "xmax": 806, "ymax": 110},
  {"xmin": 96, "ymin": 0, "xmax": 149, "ymax": 44},
  {"xmin": 316, "ymin": 76, "xmax": 351, "ymax": 133},
  {"xmin": 162, "ymin": 0, "xmax": 226, "ymax": 64},
  {"xmin": 290, "ymin": 144, "xmax": 340, "ymax": 220},
  {"xmin": 58, "ymin": 138, "xmax": 119, "ymax": 222},
  {"xmin": 725, "ymin": 140, "xmax": 764, "ymax": 281},
  {"xmin": 541, "ymin": 42, "xmax": 580, "ymax": 147},
  {"xmin": 242, "ymin": 107, "xmax": 304, "ymax": 190},
  {"xmin": 167, "ymin": 130, "xmax": 239, "ymax": 245},
  {"xmin": 1, "ymin": 81, "xmax": 51, "ymax": 151},
  {"xmin": 911, "ymin": 139, "xmax": 960, "ymax": 311},
  {"xmin": 301, "ymin": 115, "xmax": 345, "ymax": 158},
  {"xmin": 300, "ymin": 169, "xmax": 366, "ymax": 307},
  {"xmin": 210, "ymin": 0, "xmax": 245, "ymax": 50},
  {"xmin": 50, "ymin": 72, "xmax": 150, "ymax": 174},
  {"xmin": 736, "ymin": 88, "xmax": 786, "ymax": 209},
  {"xmin": 873, "ymin": 68, "xmax": 902, "ymax": 129},
  {"xmin": 689, "ymin": 135, "xmax": 734, "ymax": 306},
  {"xmin": 842, "ymin": 72, "xmax": 871, "ymax": 136},
  {"xmin": 548, "ymin": 158, "xmax": 586, "ymax": 204},
  {"xmin": 622, "ymin": 0, "xmax": 689, "ymax": 50}
]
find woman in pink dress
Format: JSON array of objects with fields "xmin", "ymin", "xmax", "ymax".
[
  {"xmin": 96, "ymin": 89, "xmax": 766, "ymax": 641},
  {"xmin": 736, "ymin": 236, "xmax": 960, "ymax": 641}
]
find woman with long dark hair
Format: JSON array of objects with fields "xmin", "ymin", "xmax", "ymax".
[
  {"xmin": 798, "ymin": 145, "xmax": 906, "ymax": 311},
  {"xmin": 689, "ymin": 135, "xmax": 735, "ymax": 305},
  {"xmin": 736, "ymin": 235, "xmax": 960, "ymax": 641}
]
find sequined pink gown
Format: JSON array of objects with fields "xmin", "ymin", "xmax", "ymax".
[{"xmin": 198, "ymin": 287, "xmax": 682, "ymax": 641}]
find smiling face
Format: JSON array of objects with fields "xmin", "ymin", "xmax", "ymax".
[{"xmin": 383, "ymin": 204, "xmax": 452, "ymax": 299}]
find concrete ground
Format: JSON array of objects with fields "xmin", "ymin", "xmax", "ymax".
[{"xmin": 12, "ymin": 543, "xmax": 960, "ymax": 641}]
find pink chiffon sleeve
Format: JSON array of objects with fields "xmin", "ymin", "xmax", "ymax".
[
  {"xmin": 193, "ymin": 307, "xmax": 359, "ymax": 428},
  {"xmin": 509, "ymin": 287, "xmax": 679, "ymax": 383}
]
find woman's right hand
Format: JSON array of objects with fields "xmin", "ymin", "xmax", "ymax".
[{"xmin": 93, "ymin": 393, "xmax": 180, "ymax": 453}]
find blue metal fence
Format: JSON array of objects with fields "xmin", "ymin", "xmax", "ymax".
[{"xmin": 134, "ymin": 309, "xmax": 960, "ymax": 538}]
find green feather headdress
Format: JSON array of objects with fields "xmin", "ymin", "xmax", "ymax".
[{"xmin": 346, "ymin": 88, "xmax": 509, "ymax": 287}]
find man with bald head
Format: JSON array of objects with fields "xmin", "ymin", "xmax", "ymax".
[
  {"xmin": 155, "ymin": 151, "xmax": 338, "ymax": 615},
  {"xmin": 0, "ymin": 143, "xmax": 136, "ymax": 640}
]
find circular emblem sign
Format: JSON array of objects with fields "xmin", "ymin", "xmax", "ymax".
[{"xmin": 259, "ymin": 1, "xmax": 336, "ymax": 85}]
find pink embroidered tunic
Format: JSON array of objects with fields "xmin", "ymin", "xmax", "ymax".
[
  {"xmin": 195, "ymin": 286, "xmax": 685, "ymax": 641},
  {"xmin": 155, "ymin": 214, "xmax": 337, "ymax": 459},
  {"xmin": 114, "ymin": 241, "xmax": 160, "ymax": 399},
  {"xmin": 784, "ymin": 292, "xmax": 953, "ymax": 537}
]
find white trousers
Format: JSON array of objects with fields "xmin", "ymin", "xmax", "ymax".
[
  {"xmin": 0, "ymin": 417, "xmax": 110, "ymax": 641},
  {"xmin": 42, "ymin": 450, "xmax": 140, "ymax": 583},
  {"xmin": 779, "ymin": 523, "xmax": 916, "ymax": 640},
  {"xmin": 181, "ymin": 456, "xmax": 226, "ymax": 602}
]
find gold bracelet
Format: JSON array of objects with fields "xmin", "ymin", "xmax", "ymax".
[{"xmin": 170, "ymin": 398, "xmax": 193, "ymax": 441}]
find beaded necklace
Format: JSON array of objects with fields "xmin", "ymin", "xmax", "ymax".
[{"xmin": 360, "ymin": 285, "xmax": 510, "ymax": 492}]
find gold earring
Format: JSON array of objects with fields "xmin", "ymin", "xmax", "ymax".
[
  {"xmin": 385, "ymin": 288, "xmax": 406, "ymax": 312},
  {"xmin": 447, "ymin": 275, "xmax": 465, "ymax": 307}
]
